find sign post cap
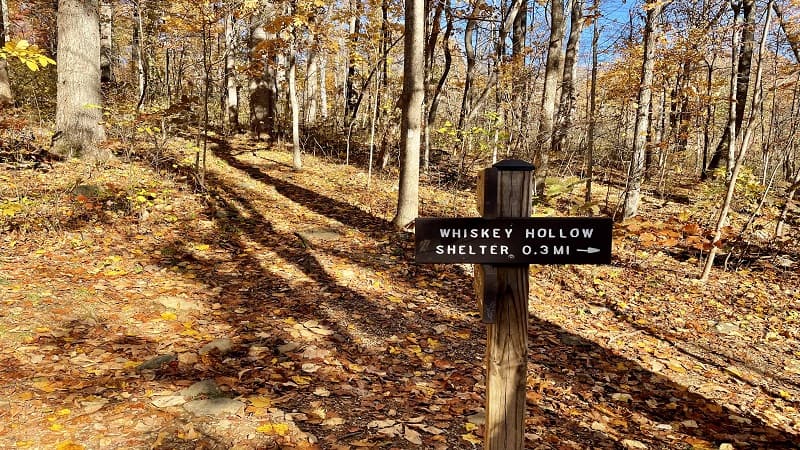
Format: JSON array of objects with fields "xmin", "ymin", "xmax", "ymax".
[{"xmin": 493, "ymin": 159, "xmax": 535, "ymax": 172}]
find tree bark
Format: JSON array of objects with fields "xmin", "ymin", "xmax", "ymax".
[
  {"xmin": 319, "ymin": 54, "xmax": 328, "ymax": 119},
  {"xmin": 426, "ymin": 5, "xmax": 451, "ymax": 128},
  {"xmin": 249, "ymin": 22, "xmax": 276, "ymax": 139},
  {"xmin": 392, "ymin": 0, "xmax": 424, "ymax": 229},
  {"xmin": 425, "ymin": 3, "xmax": 452, "ymax": 171},
  {"xmin": 776, "ymin": 74, "xmax": 800, "ymax": 236},
  {"xmin": 622, "ymin": 0, "xmax": 669, "ymax": 219},
  {"xmin": 344, "ymin": 0, "xmax": 360, "ymax": 125},
  {"xmin": 0, "ymin": 0, "xmax": 12, "ymax": 106},
  {"xmin": 422, "ymin": 0, "xmax": 444, "ymax": 172},
  {"xmin": 553, "ymin": 0, "xmax": 585, "ymax": 155},
  {"xmin": 55, "ymin": 0, "xmax": 105, "ymax": 159},
  {"xmin": 100, "ymin": 0, "xmax": 112, "ymax": 83},
  {"xmin": 702, "ymin": 56, "xmax": 715, "ymax": 175},
  {"xmin": 288, "ymin": 25, "xmax": 302, "ymax": 170},
  {"xmin": 706, "ymin": 0, "xmax": 755, "ymax": 177},
  {"xmin": 306, "ymin": 44, "xmax": 318, "ymax": 124},
  {"xmin": 457, "ymin": 1, "xmax": 478, "ymax": 131},
  {"xmin": 133, "ymin": 0, "xmax": 147, "ymax": 110},
  {"xmin": 585, "ymin": 2, "xmax": 599, "ymax": 204},
  {"xmin": 537, "ymin": 0, "xmax": 567, "ymax": 196},
  {"xmin": 223, "ymin": 11, "xmax": 239, "ymax": 133},
  {"xmin": 701, "ymin": 0, "xmax": 772, "ymax": 280},
  {"xmin": 772, "ymin": 2, "xmax": 800, "ymax": 63}
]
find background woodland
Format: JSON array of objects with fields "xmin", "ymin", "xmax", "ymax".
[{"xmin": 1, "ymin": 0, "xmax": 800, "ymax": 447}]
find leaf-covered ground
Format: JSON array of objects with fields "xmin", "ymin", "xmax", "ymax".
[{"xmin": 1, "ymin": 137, "xmax": 799, "ymax": 449}]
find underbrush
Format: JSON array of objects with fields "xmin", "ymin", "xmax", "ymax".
[{"xmin": 0, "ymin": 154, "xmax": 197, "ymax": 238}]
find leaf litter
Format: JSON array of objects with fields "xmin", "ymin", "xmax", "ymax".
[{"xmin": 1, "ymin": 138, "xmax": 799, "ymax": 448}]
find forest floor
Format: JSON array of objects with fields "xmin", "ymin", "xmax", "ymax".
[{"xmin": 1, "ymin": 134, "xmax": 800, "ymax": 449}]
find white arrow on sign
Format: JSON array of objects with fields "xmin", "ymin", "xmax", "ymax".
[{"xmin": 576, "ymin": 247, "xmax": 601, "ymax": 254}]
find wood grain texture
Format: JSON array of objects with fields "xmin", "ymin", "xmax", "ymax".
[{"xmin": 485, "ymin": 166, "xmax": 531, "ymax": 450}]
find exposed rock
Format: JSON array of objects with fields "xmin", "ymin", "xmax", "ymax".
[
  {"xmin": 587, "ymin": 304, "xmax": 611, "ymax": 315},
  {"xmin": 151, "ymin": 395, "xmax": 186, "ymax": 408},
  {"xmin": 157, "ymin": 296, "xmax": 201, "ymax": 311},
  {"xmin": 295, "ymin": 228, "xmax": 344, "ymax": 248},
  {"xmin": 180, "ymin": 380, "xmax": 222, "ymax": 399},
  {"xmin": 200, "ymin": 338, "xmax": 234, "ymax": 355},
  {"xmin": 183, "ymin": 398, "xmax": 244, "ymax": 417},
  {"xmin": 277, "ymin": 342, "xmax": 300, "ymax": 354},
  {"xmin": 136, "ymin": 354, "xmax": 176, "ymax": 371},
  {"xmin": 714, "ymin": 322, "xmax": 741, "ymax": 336}
]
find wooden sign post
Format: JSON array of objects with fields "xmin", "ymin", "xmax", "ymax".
[
  {"xmin": 482, "ymin": 160, "xmax": 531, "ymax": 450},
  {"xmin": 415, "ymin": 159, "xmax": 612, "ymax": 450}
]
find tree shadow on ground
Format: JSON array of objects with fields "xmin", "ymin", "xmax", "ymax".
[
  {"xmin": 123, "ymin": 139, "xmax": 800, "ymax": 448},
  {"xmin": 3, "ymin": 317, "xmax": 259, "ymax": 449},
  {"xmin": 568, "ymin": 282, "xmax": 800, "ymax": 398}
]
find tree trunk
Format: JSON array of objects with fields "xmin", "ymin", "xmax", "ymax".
[
  {"xmin": 377, "ymin": 0, "xmax": 391, "ymax": 170},
  {"xmin": 344, "ymin": 0, "xmax": 360, "ymax": 125},
  {"xmin": 249, "ymin": 22, "xmax": 276, "ymax": 139},
  {"xmin": 0, "ymin": 0, "xmax": 12, "ymax": 106},
  {"xmin": 537, "ymin": 0, "xmax": 567, "ymax": 196},
  {"xmin": 223, "ymin": 12, "xmax": 239, "ymax": 133},
  {"xmin": 701, "ymin": 0, "xmax": 772, "ymax": 280},
  {"xmin": 776, "ymin": 170, "xmax": 800, "ymax": 237},
  {"xmin": 511, "ymin": 0, "xmax": 526, "ymax": 55},
  {"xmin": 702, "ymin": 56, "xmax": 714, "ymax": 175},
  {"xmin": 773, "ymin": 2, "xmax": 800, "ymax": 63},
  {"xmin": 392, "ymin": 0, "xmax": 424, "ymax": 229},
  {"xmin": 422, "ymin": 0, "xmax": 444, "ymax": 172},
  {"xmin": 776, "ymin": 74, "xmax": 800, "ymax": 236},
  {"xmin": 288, "ymin": 26, "xmax": 302, "ymax": 170},
  {"xmin": 425, "ymin": 4, "xmax": 452, "ymax": 167},
  {"xmin": 55, "ymin": 0, "xmax": 105, "ymax": 159},
  {"xmin": 319, "ymin": 54, "xmax": 328, "ymax": 119},
  {"xmin": 457, "ymin": 1, "xmax": 478, "ymax": 131},
  {"xmin": 706, "ymin": 0, "xmax": 755, "ymax": 177},
  {"xmin": 585, "ymin": 2, "xmax": 599, "ymax": 204},
  {"xmin": 508, "ymin": 0, "xmax": 527, "ymax": 156},
  {"xmin": 552, "ymin": 0, "xmax": 585, "ymax": 155},
  {"xmin": 306, "ymin": 44, "xmax": 318, "ymax": 124},
  {"xmin": 100, "ymin": 0, "xmax": 112, "ymax": 83},
  {"xmin": 133, "ymin": 0, "xmax": 147, "ymax": 110},
  {"xmin": 622, "ymin": 0, "xmax": 668, "ymax": 219},
  {"xmin": 427, "ymin": 5, "xmax": 451, "ymax": 125}
]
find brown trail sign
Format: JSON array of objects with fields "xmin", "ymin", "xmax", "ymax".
[
  {"xmin": 414, "ymin": 159, "xmax": 612, "ymax": 450},
  {"xmin": 415, "ymin": 217, "xmax": 612, "ymax": 265}
]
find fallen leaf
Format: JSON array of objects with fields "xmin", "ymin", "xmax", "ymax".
[
  {"xmin": 612, "ymin": 393, "xmax": 633, "ymax": 402},
  {"xmin": 622, "ymin": 439, "xmax": 648, "ymax": 449},
  {"xmin": 256, "ymin": 422, "xmax": 290, "ymax": 436},
  {"xmin": 55, "ymin": 442, "xmax": 85, "ymax": 450},
  {"xmin": 461, "ymin": 433, "xmax": 482, "ymax": 445},
  {"xmin": 322, "ymin": 417, "xmax": 346, "ymax": 427},
  {"xmin": 404, "ymin": 426, "xmax": 423, "ymax": 445},
  {"xmin": 248, "ymin": 396, "xmax": 273, "ymax": 408},
  {"xmin": 313, "ymin": 387, "xmax": 331, "ymax": 397}
]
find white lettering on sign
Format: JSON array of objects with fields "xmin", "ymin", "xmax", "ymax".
[
  {"xmin": 439, "ymin": 228, "xmax": 514, "ymax": 239},
  {"xmin": 524, "ymin": 228, "xmax": 594, "ymax": 239},
  {"xmin": 435, "ymin": 244, "xmax": 510, "ymax": 255}
]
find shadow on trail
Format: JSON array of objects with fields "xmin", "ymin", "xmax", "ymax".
[
  {"xmin": 569, "ymin": 280, "xmax": 800, "ymax": 398},
  {"xmin": 209, "ymin": 136, "xmax": 392, "ymax": 239},
  {"xmin": 130, "ymin": 138, "xmax": 800, "ymax": 448}
]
